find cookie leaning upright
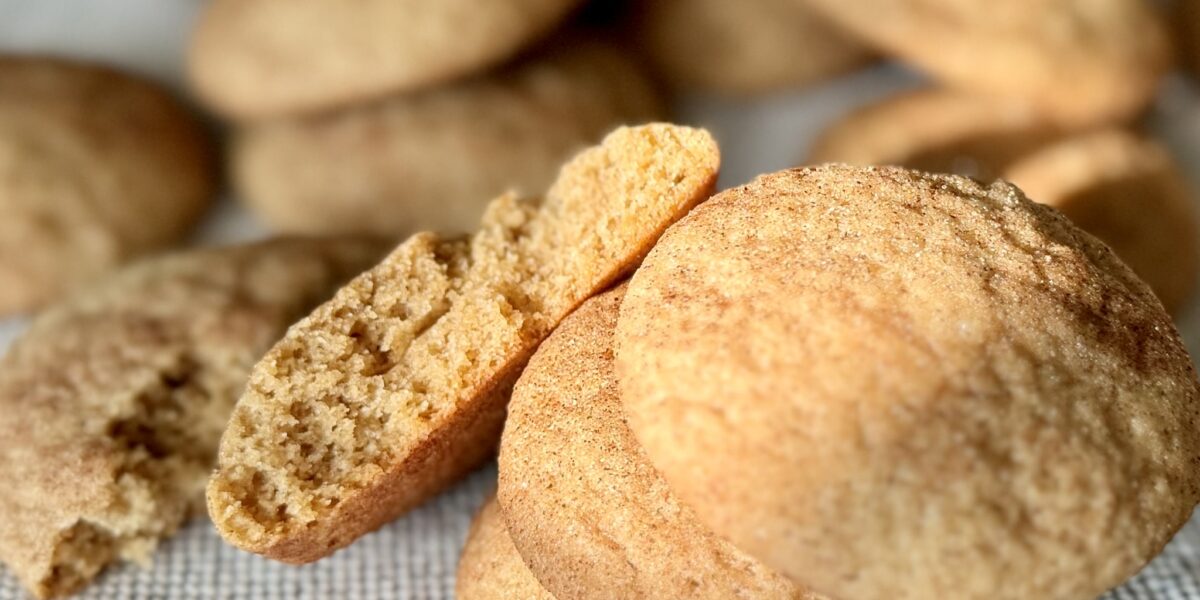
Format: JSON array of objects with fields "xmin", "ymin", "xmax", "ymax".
[
  {"xmin": 616, "ymin": 166, "xmax": 1200, "ymax": 599},
  {"xmin": 802, "ymin": 0, "xmax": 1170, "ymax": 125},
  {"xmin": 499, "ymin": 285, "xmax": 813, "ymax": 600},
  {"xmin": 188, "ymin": 0, "xmax": 583, "ymax": 119},
  {"xmin": 207, "ymin": 124, "xmax": 720, "ymax": 563},
  {"xmin": 0, "ymin": 56, "xmax": 216, "ymax": 315},
  {"xmin": 0, "ymin": 238, "xmax": 386, "ymax": 599}
]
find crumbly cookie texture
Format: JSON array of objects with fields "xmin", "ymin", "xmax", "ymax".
[
  {"xmin": 0, "ymin": 56, "xmax": 216, "ymax": 315},
  {"xmin": 617, "ymin": 165, "xmax": 1200, "ymax": 600},
  {"xmin": 633, "ymin": 0, "xmax": 872, "ymax": 94},
  {"xmin": 456, "ymin": 497, "xmax": 553, "ymax": 600},
  {"xmin": 188, "ymin": 0, "xmax": 583, "ymax": 119},
  {"xmin": 0, "ymin": 238, "xmax": 386, "ymax": 599},
  {"xmin": 234, "ymin": 40, "xmax": 663, "ymax": 237},
  {"xmin": 499, "ymin": 285, "xmax": 814, "ymax": 600},
  {"xmin": 207, "ymin": 124, "xmax": 720, "ymax": 564},
  {"xmin": 802, "ymin": 0, "xmax": 1170, "ymax": 126},
  {"xmin": 806, "ymin": 88, "xmax": 1065, "ymax": 181},
  {"xmin": 1004, "ymin": 128, "xmax": 1200, "ymax": 317}
]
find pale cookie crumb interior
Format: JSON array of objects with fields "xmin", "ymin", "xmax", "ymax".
[{"xmin": 38, "ymin": 350, "xmax": 237, "ymax": 598}]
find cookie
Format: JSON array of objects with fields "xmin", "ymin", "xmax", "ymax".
[
  {"xmin": 499, "ymin": 284, "xmax": 814, "ymax": 599},
  {"xmin": 632, "ymin": 0, "xmax": 872, "ymax": 94},
  {"xmin": 456, "ymin": 497, "xmax": 553, "ymax": 600},
  {"xmin": 206, "ymin": 124, "xmax": 720, "ymax": 564},
  {"xmin": 233, "ymin": 40, "xmax": 663, "ymax": 236},
  {"xmin": 188, "ymin": 0, "xmax": 584, "ymax": 119},
  {"xmin": 807, "ymin": 88, "xmax": 1065, "ymax": 181},
  {"xmin": 1003, "ymin": 129, "xmax": 1200, "ymax": 316},
  {"xmin": 0, "ymin": 238, "xmax": 386, "ymax": 599},
  {"xmin": 0, "ymin": 56, "xmax": 216, "ymax": 315},
  {"xmin": 617, "ymin": 166, "xmax": 1200, "ymax": 599},
  {"xmin": 802, "ymin": 0, "xmax": 1170, "ymax": 125}
]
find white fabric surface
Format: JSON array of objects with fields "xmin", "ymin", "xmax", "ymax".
[{"xmin": 2, "ymin": 1, "xmax": 1200, "ymax": 598}]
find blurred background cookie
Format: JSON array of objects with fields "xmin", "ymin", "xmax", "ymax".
[
  {"xmin": 0, "ymin": 56, "xmax": 216, "ymax": 316},
  {"xmin": 617, "ymin": 166, "xmax": 1200, "ymax": 600},
  {"xmin": 232, "ymin": 40, "xmax": 662, "ymax": 237},
  {"xmin": 630, "ymin": 0, "xmax": 873, "ymax": 95},
  {"xmin": 498, "ymin": 284, "xmax": 810, "ymax": 599},
  {"xmin": 188, "ymin": 0, "xmax": 584, "ymax": 119},
  {"xmin": 806, "ymin": 88, "xmax": 1065, "ymax": 180},
  {"xmin": 455, "ymin": 497, "xmax": 552, "ymax": 600},
  {"xmin": 802, "ymin": 0, "xmax": 1171, "ymax": 126},
  {"xmin": 1004, "ymin": 129, "xmax": 1200, "ymax": 316},
  {"xmin": 0, "ymin": 238, "xmax": 385, "ymax": 599}
]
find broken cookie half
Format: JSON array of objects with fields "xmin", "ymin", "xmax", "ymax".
[
  {"xmin": 0, "ymin": 238, "xmax": 386, "ymax": 598},
  {"xmin": 206, "ymin": 123, "xmax": 720, "ymax": 563}
]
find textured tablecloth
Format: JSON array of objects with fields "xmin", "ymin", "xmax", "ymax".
[{"xmin": 3, "ymin": 1, "xmax": 1200, "ymax": 598}]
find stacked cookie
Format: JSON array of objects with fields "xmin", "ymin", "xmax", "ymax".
[
  {"xmin": 188, "ymin": 0, "xmax": 663, "ymax": 237},
  {"xmin": 461, "ymin": 165, "xmax": 1200, "ymax": 600}
]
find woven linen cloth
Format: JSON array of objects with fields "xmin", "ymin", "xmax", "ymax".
[
  {"xmin": 0, "ymin": 467, "xmax": 494, "ymax": 600},
  {"xmin": 0, "ymin": 463, "xmax": 1196, "ymax": 599}
]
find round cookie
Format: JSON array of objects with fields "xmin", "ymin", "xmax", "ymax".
[
  {"xmin": 802, "ymin": 0, "xmax": 1170, "ymax": 126},
  {"xmin": 456, "ymin": 497, "xmax": 554, "ymax": 600},
  {"xmin": 616, "ymin": 166, "xmax": 1200, "ymax": 600},
  {"xmin": 233, "ymin": 41, "xmax": 663, "ymax": 237},
  {"xmin": 498, "ymin": 285, "xmax": 813, "ymax": 600},
  {"xmin": 632, "ymin": 0, "xmax": 872, "ymax": 95},
  {"xmin": 0, "ymin": 238, "xmax": 386, "ymax": 599},
  {"xmin": 0, "ymin": 56, "xmax": 216, "ymax": 315},
  {"xmin": 807, "ymin": 88, "xmax": 1066, "ymax": 181},
  {"xmin": 189, "ymin": 0, "xmax": 583, "ymax": 119},
  {"xmin": 1003, "ymin": 129, "xmax": 1200, "ymax": 317}
]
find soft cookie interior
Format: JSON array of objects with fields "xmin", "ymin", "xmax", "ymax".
[{"xmin": 207, "ymin": 123, "xmax": 720, "ymax": 563}]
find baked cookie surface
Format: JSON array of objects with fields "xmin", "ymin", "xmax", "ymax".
[
  {"xmin": 207, "ymin": 124, "xmax": 719, "ymax": 564},
  {"xmin": 617, "ymin": 165, "xmax": 1200, "ymax": 600},
  {"xmin": 0, "ymin": 238, "xmax": 385, "ymax": 599},
  {"xmin": 189, "ymin": 0, "xmax": 583, "ymax": 118},
  {"xmin": 1004, "ymin": 129, "xmax": 1200, "ymax": 316},
  {"xmin": 0, "ymin": 56, "xmax": 215, "ymax": 315},
  {"xmin": 234, "ymin": 41, "xmax": 662, "ymax": 236},
  {"xmin": 633, "ymin": 0, "xmax": 871, "ymax": 94},
  {"xmin": 456, "ymin": 497, "xmax": 553, "ymax": 600},
  {"xmin": 803, "ymin": 0, "xmax": 1170, "ymax": 125},
  {"xmin": 499, "ymin": 284, "xmax": 813, "ymax": 600}
]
